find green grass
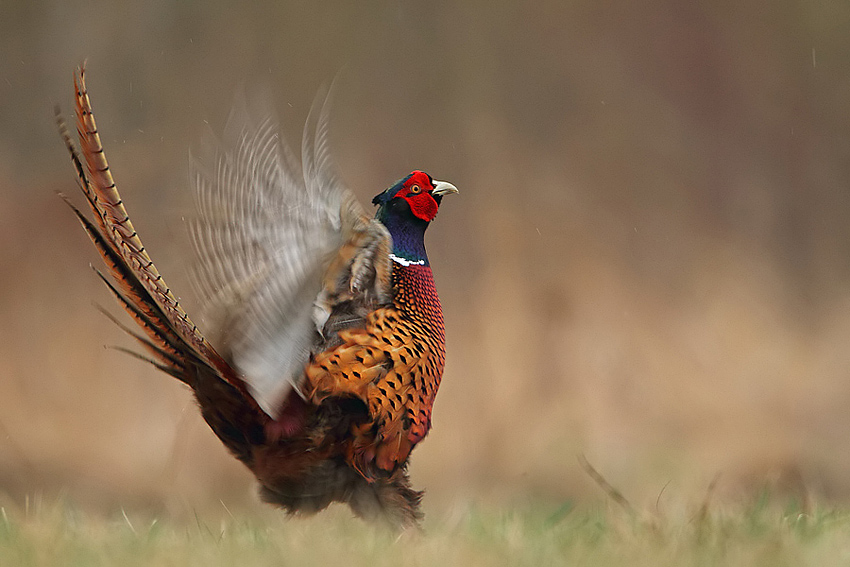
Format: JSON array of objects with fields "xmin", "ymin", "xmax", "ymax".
[{"xmin": 1, "ymin": 497, "xmax": 850, "ymax": 566}]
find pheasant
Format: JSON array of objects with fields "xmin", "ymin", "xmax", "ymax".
[{"xmin": 59, "ymin": 67, "xmax": 457, "ymax": 528}]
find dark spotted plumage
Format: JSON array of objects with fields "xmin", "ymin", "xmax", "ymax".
[
  {"xmin": 307, "ymin": 261, "xmax": 446, "ymax": 475},
  {"xmin": 61, "ymin": 67, "xmax": 457, "ymax": 529}
]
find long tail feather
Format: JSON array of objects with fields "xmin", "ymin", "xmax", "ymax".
[
  {"xmin": 61, "ymin": 191, "xmax": 187, "ymax": 361},
  {"xmin": 91, "ymin": 268, "xmax": 190, "ymax": 371},
  {"xmin": 72, "ymin": 66, "xmax": 207, "ymax": 358},
  {"xmin": 94, "ymin": 304, "xmax": 188, "ymax": 374},
  {"xmin": 108, "ymin": 346, "xmax": 189, "ymax": 381},
  {"xmin": 60, "ymin": 65, "xmax": 263, "ymax": 409},
  {"xmin": 60, "ymin": 67, "xmax": 278, "ymax": 471}
]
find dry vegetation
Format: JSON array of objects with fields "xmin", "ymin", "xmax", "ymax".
[{"xmin": 1, "ymin": 494, "xmax": 849, "ymax": 567}]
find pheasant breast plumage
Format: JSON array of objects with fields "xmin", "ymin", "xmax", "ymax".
[{"xmin": 60, "ymin": 67, "xmax": 457, "ymax": 528}]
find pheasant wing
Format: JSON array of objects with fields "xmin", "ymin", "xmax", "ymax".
[{"xmin": 188, "ymin": 89, "xmax": 391, "ymax": 418}]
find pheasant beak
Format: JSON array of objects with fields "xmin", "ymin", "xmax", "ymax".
[{"xmin": 432, "ymin": 180, "xmax": 459, "ymax": 196}]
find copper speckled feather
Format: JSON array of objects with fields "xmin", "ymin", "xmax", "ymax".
[
  {"xmin": 307, "ymin": 263, "xmax": 446, "ymax": 474},
  {"xmin": 61, "ymin": 66, "xmax": 457, "ymax": 529}
]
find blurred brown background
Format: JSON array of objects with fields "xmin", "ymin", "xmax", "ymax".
[{"xmin": 3, "ymin": 0, "xmax": 850, "ymax": 515}]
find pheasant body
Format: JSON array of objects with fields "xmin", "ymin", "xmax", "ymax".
[
  {"xmin": 306, "ymin": 259, "xmax": 446, "ymax": 475},
  {"xmin": 61, "ymin": 68, "xmax": 456, "ymax": 528}
]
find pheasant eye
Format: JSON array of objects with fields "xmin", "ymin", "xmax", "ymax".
[{"xmin": 409, "ymin": 185, "xmax": 421, "ymax": 195}]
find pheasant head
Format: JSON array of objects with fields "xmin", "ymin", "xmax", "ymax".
[{"xmin": 372, "ymin": 170, "xmax": 458, "ymax": 266}]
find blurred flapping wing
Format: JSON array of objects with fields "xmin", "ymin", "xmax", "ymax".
[{"xmin": 188, "ymin": 90, "xmax": 391, "ymax": 418}]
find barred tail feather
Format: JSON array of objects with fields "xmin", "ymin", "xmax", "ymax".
[
  {"xmin": 60, "ymin": 65, "xmax": 264, "ymax": 411},
  {"xmin": 71, "ymin": 66, "xmax": 207, "ymax": 360}
]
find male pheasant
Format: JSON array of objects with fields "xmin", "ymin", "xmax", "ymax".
[{"xmin": 60, "ymin": 67, "xmax": 457, "ymax": 528}]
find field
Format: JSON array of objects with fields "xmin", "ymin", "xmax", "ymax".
[
  {"xmin": 0, "ymin": 494, "xmax": 848, "ymax": 567},
  {"xmin": 6, "ymin": 1, "xmax": 850, "ymax": 565}
]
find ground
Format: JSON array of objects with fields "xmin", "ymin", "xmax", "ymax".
[{"xmin": 1, "ymin": 495, "xmax": 848, "ymax": 567}]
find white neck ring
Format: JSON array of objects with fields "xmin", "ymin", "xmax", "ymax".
[{"xmin": 389, "ymin": 253, "xmax": 425, "ymax": 266}]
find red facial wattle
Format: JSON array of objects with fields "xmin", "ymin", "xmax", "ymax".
[
  {"xmin": 404, "ymin": 193, "xmax": 438, "ymax": 222},
  {"xmin": 397, "ymin": 171, "xmax": 439, "ymax": 222}
]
